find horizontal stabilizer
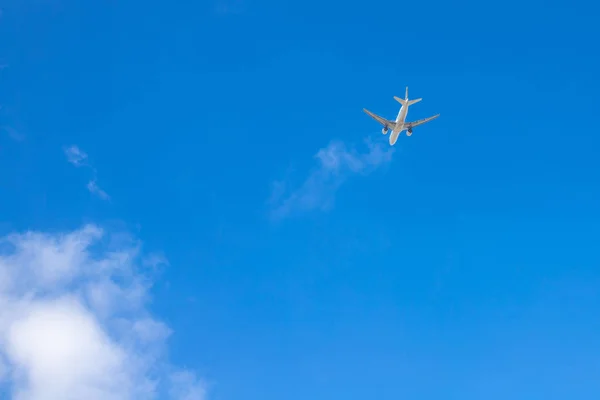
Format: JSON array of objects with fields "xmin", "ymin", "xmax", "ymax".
[
  {"xmin": 393, "ymin": 96, "xmax": 406, "ymax": 106},
  {"xmin": 394, "ymin": 96, "xmax": 421, "ymax": 106}
]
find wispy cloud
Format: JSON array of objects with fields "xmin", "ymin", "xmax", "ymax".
[
  {"xmin": 63, "ymin": 145, "xmax": 110, "ymax": 201},
  {"xmin": 0, "ymin": 224, "xmax": 206, "ymax": 399},
  {"xmin": 1, "ymin": 103, "xmax": 25, "ymax": 142},
  {"xmin": 1, "ymin": 126, "xmax": 25, "ymax": 142},
  {"xmin": 269, "ymin": 138, "xmax": 394, "ymax": 220},
  {"xmin": 64, "ymin": 145, "xmax": 88, "ymax": 167},
  {"xmin": 87, "ymin": 180, "xmax": 110, "ymax": 201},
  {"xmin": 169, "ymin": 371, "xmax": 207, "ymax": 400}
]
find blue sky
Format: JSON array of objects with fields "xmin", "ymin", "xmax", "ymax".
[{"xmin": 1, "ymin": 0, "xmax": 600, "ymax": 399}]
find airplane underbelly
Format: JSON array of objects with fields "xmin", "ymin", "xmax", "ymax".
[
  {"xmin": 398, "ymin": 108, "xmax": 407, "ymax": 123},
  {"xmin": 389, "ymin": 130, "xmax": 400, "ymax": 146}
]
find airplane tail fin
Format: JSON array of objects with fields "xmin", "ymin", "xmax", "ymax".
[
  {"xmin": 408, "ymin": 98, "xmax": 422, "ymax": 106},
  {"xmin": 394, "ymin": 86, "xmax": 410, "ymax": 105}
]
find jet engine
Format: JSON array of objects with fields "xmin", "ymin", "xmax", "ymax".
[
  {"xmin": 382, "ymin": 127, "xmax": 389, "ymax": 135},
  {"xmin": 407, "ymin": 127, "xmax": 413, "ymax": 136}
]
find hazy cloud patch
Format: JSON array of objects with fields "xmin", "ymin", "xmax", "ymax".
[
  {"xmin": 64, "ymin": 145, "xmax": 89, "ymax": 167},
  {"xmin": 87, "ymin": 180, "xmax": 110, "ymax": 201},
  {"xmin": 269, "ymin": 138, "xmax": 394, "ymax": 219},
  {"xmin": 0, "ymin": 225, "xmax": 206, "ymax": 400},
  {"xmin": 63, "ymin": 145, "xmax": 110, "ymax": 201}
]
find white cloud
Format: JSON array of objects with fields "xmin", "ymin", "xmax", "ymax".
[
  {"xmin": 63, "ymin": 145, "xmax": 111, "ymax": 201},
  {"xmin": 269, "ymin": 138, "xmax": 393, "ymax": 219},
  {"xmin": 168, "ymin": 371, "xmax": 207, "ymax": 400},
  {"xmin": 64, "ymin": 145, "xmax": 88, "ymax": 167},
  {"xmin": 87, "ymin": 180, "xmax": 110, "ymax": 201},
  {"xmin": 0, "ymin": 225, "xmax": 206, "ymax": 400}
]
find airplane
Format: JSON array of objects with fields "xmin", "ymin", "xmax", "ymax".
[{"xmin": 363, "ymin": 87, "xmax": 440, "ymax": 146}]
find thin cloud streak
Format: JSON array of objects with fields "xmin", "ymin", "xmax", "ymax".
[
  {"xmin": 64, "ymin": 145, "xmax": 88, "ymax": 167},
  {"xmin": 87, "ymin": 180, "xmax": 110, "ymax": 201},
  {"xmin": 269, "ymin": 137, "xmax": 394, "ymax": 220},
  {"xmin": 1, "ymin": 126, "xmax": 25, "ymax": 142},
  {"xmin": 63, "ymin": 145, "xmax": 110, "ymax": 201}
]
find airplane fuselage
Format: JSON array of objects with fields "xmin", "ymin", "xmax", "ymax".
[
  {"xmin": 389, "ymin": 102, "xmax": 409, "ymax": 145},
  {"xmin": 394, "ymin": 104, "xmax": 408, "ymax": 131}
]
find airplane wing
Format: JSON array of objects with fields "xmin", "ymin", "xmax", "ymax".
[
  {"xmin": 363, "ymin": 108, "xmax": 396, "ymax": 129},
  {"xmin": 405, "ymin": 114, "xmax": 440, "ymax": 128}
]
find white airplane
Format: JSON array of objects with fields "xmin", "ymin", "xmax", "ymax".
[{"xmin": 363, "ymin": 87, "xmax": 439, "ymax": 145}]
